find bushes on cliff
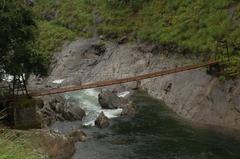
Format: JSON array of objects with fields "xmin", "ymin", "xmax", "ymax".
[
  {"xmin": 35, "ymin": 21, "xmax": 76, "ymax": 62},
  {"xmin": 32, "ymin": 0, "xmax": 240, "ymax": 77}
]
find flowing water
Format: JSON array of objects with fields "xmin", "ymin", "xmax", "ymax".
[{"xmin": 52, "ymin": 89, "xmax": 240, "ymax": 159}]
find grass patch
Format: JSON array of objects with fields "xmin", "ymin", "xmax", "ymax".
[{"xmin": 0, "ymin": 130, "xmax": 44, "ymax": 159}]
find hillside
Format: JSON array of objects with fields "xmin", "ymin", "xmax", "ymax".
[{"xmin": 33, "ymin": 0, "xmax": 240, "ymax": 78}]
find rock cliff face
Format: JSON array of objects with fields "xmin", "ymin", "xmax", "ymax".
[{"xmin": 29, "ymin": 38, "xmax": 240, "ymax": 130}]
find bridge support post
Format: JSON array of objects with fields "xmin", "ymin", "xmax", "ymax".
[{"xmin": 7, "ymin": 97, "xmax": 42, "ymax": 129}]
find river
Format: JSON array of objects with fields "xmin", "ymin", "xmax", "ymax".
[{"xmin": 51, "ymin": 89, "xmax": 240, "ymax": 159}]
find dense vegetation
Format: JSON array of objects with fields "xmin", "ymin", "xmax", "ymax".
[
  {"xmin": 0, "ymin": 0, "xmax": 47, "ymax": 93},
  {"xmin": 0, "ymin": 130, "xmax": 43, "ymax": 159},
  {"xmin": 1, "ymin": 0, "xmax": 239, "ymax": 80},
  {"xmin": 33, "ymin": 0, "xmax": 240, "ymax": 78}
]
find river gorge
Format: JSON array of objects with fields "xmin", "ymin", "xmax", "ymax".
[
  {"xmin": 26, "ymin": 38, "xmax": 240, "ymax": 159},
  {"xmin": 50, "ymin": 89, "xmax": 240, "ymax": 159}
]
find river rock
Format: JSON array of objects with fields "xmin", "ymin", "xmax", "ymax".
[
  {"xmin": 32, "ymin": 130, "xmax": 75, "ymax": 159},
  {"xmin": 98, "ymin": 90, "xmax": 123, "ymax": 109},
  {"xmin": 95, "ymin": 112, "xmax": 110, "ymax": 128},
  {"xmin": 62, "ymin": 101, "xmax": 86, "ymax": 121},
  {"xmin": 49, "ymin": 95, "xmax": 65, "ymax": 113},
  {"xmin": 38, "ymin": 95, "xmax": 86, "ymax": 126},
  {"xmin": 121, "ymin": 101, "xmax": 136, "ymax": 116},
  {"xmin": 69, "ymin": 129, "xmax": 87, "ymax": 142},
  {"xmin": 98, "ymin": 90, "xmax": 136, "ymax": 116}
]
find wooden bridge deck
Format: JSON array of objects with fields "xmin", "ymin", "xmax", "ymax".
[{"xmin": 31, "ymin": 61, "xmax": 218, "ymax": 97}]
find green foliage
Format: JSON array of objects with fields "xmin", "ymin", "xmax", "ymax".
[
  {"xmin": 97, "ymin": 6, "xmax": 134, "ymax": 38},
  {"xmin": 218, "ymin": 75, "xmax": 226, "ymax": 82},
  {"xmin": 33, "ymin": 21, "xmax": 76, "ymax": 74},
  {"xmin": 32, "ymin": 0, "xmax": 240, "ymax": 78},
  {"xmin": 135, "ymin": 0, "xmax": 235, "ymax": 53},
  {"xmin": 0, "ymin": 0, "xmax": 48, "ymax": 78},
  {"xmin": 105, "ymin": 0, "xmax": 151, "ymax": 11},
  {"xmin": 55, "ymin": 0, "xmax": 93, "ymax": 35},
  {"xmin": 33, "ymin": 0, "xmax": 93, "ymax": 36},
  {"xmin": 36, "ymin": 21, "xmax": 75, "ymax": 56},
  {"xmin": 220, "ymin": 56, "xmax": 240, "ymax": 79}
]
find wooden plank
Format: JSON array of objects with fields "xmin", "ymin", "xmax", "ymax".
[{"xmin": 31, "ymin": 61, "xmax": 218, "ymax": 97}]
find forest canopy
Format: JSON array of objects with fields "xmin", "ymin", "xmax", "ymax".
[{"xmin": 0, "ymin": 0, "xmax": 47, "ymax": 81}]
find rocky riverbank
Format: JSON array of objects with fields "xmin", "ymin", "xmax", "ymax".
[
  {"xmin": 29, "ymin": 38, "xmax": 240, "ymax": 130},
  {"xmin": 0, "ymin": 88, "xmax": 134, "ymax": 159}
]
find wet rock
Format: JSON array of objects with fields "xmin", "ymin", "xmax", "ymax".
[
  {"xmin": 95, "ymin": 112, "xmax": 110, "ymax": 128},
  {"xmin": 65, "ymin": 101, "xmax": 86, "ymax": 120},
  {"xmin": 62, "ymin": 104, "xmax": 86, "ymax": 121},
  {"xmin": 38, "ymin": 95, "xmax": 86, "ymax": 126},
  {"xmin": 98, "ymin": 90, "xmax": 136, "ymax": 117},
  {"xmin": 121, "ymin": 101, "xmax": 136, "ymax": 116},
  {"xmin": 69, "ymin": 129, "xmax": 87, "ymax": 142},
  {"xmin": 32, "ymin": 130, "xmax": 75, "ymax": 159},
  {"xmin": 98, "ymin": 90, "xmax": 123, "ymax": 109},
  {"xmin": 49, "ymin": 95, "xmax": 65, "ymax": 112}
]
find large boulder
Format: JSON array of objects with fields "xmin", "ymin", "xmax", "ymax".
[
  {"xmin": 38, "ymin": 95, "xmax": 86, "ymax": 126},
  {"xmin": 98, "ymin": 90, "xmax": 123, "ymax": 109},
  {"xmin": 62, "ymin": 103, "xmax": 86, "ymax": 121},
  {"xmin": 69, "ymin": 129, "xmax": 87, "ymax": 142},
  {"xmin": 98, "ymin": 90, "xmax": 136, "ymax": 116},
  {"xmin": 121, "ymin": 101, "xmax": 136, "ymax": 117},
  {"xmin": 49, "ymin": 95, "xmax": 65, "ymax": 113},
  {"xmin": 95, "ymin": 112, "xmax": 110, "ymax": 128},
  {"xmin": 31, "ymin": 130, "xmax": 75, "ymax": 159}
]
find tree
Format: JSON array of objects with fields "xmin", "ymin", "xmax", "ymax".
[{"xmin": 0, "ymin": 0, "xmax": 46, "ymax": 96}]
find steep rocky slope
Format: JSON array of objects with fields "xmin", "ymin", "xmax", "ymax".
[{"xmin": 29, "ymin": 38, "xmax": 240, "ymax": 130}]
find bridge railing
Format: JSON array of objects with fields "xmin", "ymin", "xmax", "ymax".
[{"xmin": 31, "ymin": 61, "xmax": 218, "ymax": 97}]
